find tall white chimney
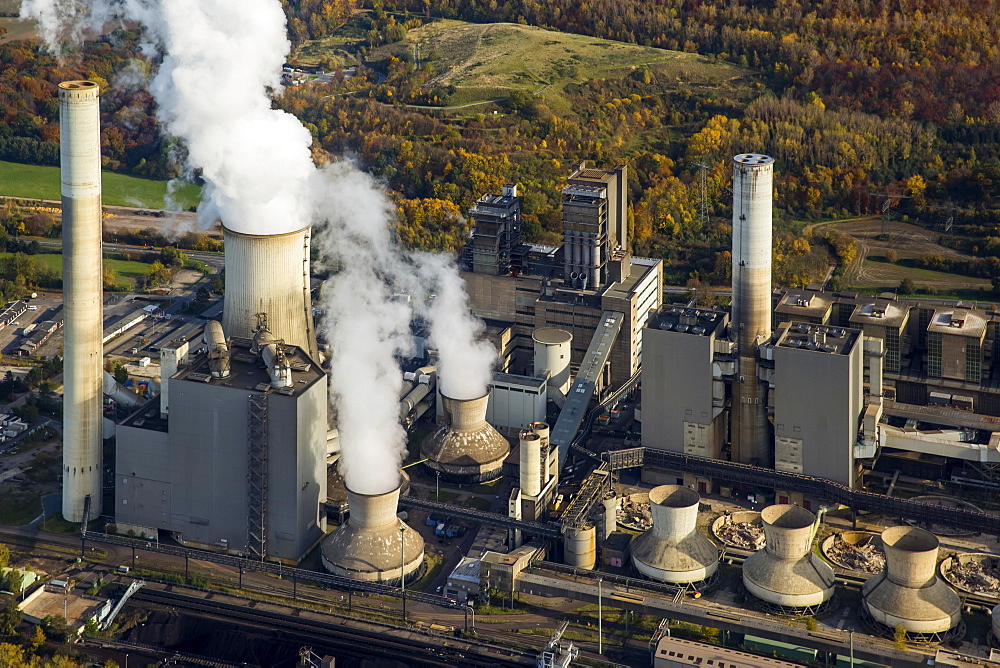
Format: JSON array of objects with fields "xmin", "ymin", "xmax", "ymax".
[
  {"xmin": 730, "ymin": 153, "xmax": 774, "ymax": 466},
  {"xmin": 60, "ymin": 81, "xmax": 104, "ymax": 522}
]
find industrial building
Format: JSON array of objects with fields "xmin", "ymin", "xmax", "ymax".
[{"xmin": 461, "ymin": 164, "xmax": 663, "ymax": 392}]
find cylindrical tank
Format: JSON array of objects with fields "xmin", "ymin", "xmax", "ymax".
[
  {"xmin": 421, "ymin": 391, "xmax": 510, "ymax": 483},
  {"xmin": 596, "ymin": 497, "xmax": 617, "ymax": 541},
  {"xmin": 862, "ymin": 526, "xmax": 961, "ymax": 634},
  {"xmin": 222, "ymin": 225, "xmax": 317, "ymax": 360},
  {"xmin": 531, "ymin": 421, "xmax": 555, "ymax": 482},
  {"xmin": 730, "ymin": 153, "xmax": 773, "ymax": 467},
  {"xmin": 564, "ymin": 525, "xmax": 597, "ymax": 570},
  {"xmin": 533, "ymin": 329, "xmax": 572, "ymax": 398},
  {"xmin": 320, "ymin": 484, "xmax": 425, "ymax": 583},
  {"xmin": 204, "ymin": 320, "xmax": 230, "ymax": 378},
  {"xmin": 519, "ymin": 432, "xmax": 543, "ymax": 497},
  {"xmin": 60, "ymin": 80, "xmax": 104, "ymax": 523},
  {"xmin": 631, "ymin": 486, "xmax": 718, "ymax": 583},
  {"xmin": 742, "ymin": 504, "xmax": 835, "ymax": 610}
]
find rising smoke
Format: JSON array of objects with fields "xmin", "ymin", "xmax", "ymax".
[{"xmin": 24, "ymin": 0, "xmax": 497, "ymax": 496}]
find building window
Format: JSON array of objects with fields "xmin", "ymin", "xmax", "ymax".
[{"xmin": 927, "ymin": 331, "xmax": 942, "ymax": 378}]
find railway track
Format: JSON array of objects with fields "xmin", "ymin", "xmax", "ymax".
[{"xmin": 131, "ymin": 587, "xmax": 534, "ymax": 667}]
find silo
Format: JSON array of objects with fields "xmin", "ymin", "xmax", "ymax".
[
  {"xmin": 320, "ymin": 483, "xmax": 425, "ymax": 583},
  {"xmin": 730, "ymin": 153, "xmax": 774, "ymax": 466},
  {"xmin": 742, "ymin": 504, "xmax": 835, "ymax": 612},
  {"xmin": 564, "ymin": 525, "xmax": 597, "ymax": 570},
  {"xmin": 519, "ymin": 432, "xmax": 543, "ymax": 497},
  {"xmin": 222, "ymin": 225, "xmax": 318, "ymax": 361},
  {"xmin": 421, "ymin": 391, "xmax": 509, "ymax": 483},
  {"xmin": 59, "ymin": 80, "xmax": 104, "ymax": 523},
  {"xmin": 533, "ymin": 328, "xmax": 572, "ymax": 400},
  {"xmin": 530, "ymin": 421, "xmax": 555, "ymax": 481},
  {"xmin": 631, "ymin": 486, "xmax": 718, "ymax": 584},
  {"xmin": 862, "ymin": 526, "xmax": 961, "ymax": 636}
]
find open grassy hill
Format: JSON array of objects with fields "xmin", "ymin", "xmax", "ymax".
[{"xmin": 370, "ymin": 19, "xmax": 754, "ymax": 114}]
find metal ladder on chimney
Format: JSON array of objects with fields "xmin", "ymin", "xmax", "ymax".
[{"xmin": 246, "ymin": 395, "xmax": 269, "ymax": 560}]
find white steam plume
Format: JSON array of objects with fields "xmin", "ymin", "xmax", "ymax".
[
  {"xmin": 417, "ymin": 255, "xmax": 495, "ymax": 400},
  {"xmin": 21, "ymin": 0, "xmax": 314, "ymax": 235},
  {"xmin": 25, "ymin": 0, "xmax": 498, "ymax": 496}
]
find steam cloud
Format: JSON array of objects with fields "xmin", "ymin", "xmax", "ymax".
[{"xmin": 24, "ymin": 0, "xmax": 497, "ymax": 495}]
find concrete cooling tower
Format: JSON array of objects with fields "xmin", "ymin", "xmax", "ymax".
[
  {"xmin": 321, "ymin": 483, "xmax": 425, "ymax": 584},
  {"xmin": 742, "ymin": 504, "xmax": 835, "ymax": 613},
  {"xmin": 59, "ymin": 81, "xmax": 104, "ymax": 523},
  {"xmin": 630, "ymin": 486, "xmax": 719, "ymax": 586},
  {"xmin": 222, "ymin": 225, "xmax": 318, "ymax": 361},
  {"xmin": 862, "ymin": 526, "xmax": 962, "ymax": 640},
  {"xmin": 421, "ymin": 391, "xmax": 509, "ymax": 483}
]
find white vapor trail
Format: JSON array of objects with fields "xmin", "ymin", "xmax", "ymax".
[{"xmin": 24, "ymin": 0, "xmax": 498, "ymax": 496}]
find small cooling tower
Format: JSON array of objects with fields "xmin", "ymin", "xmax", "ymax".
[
  {"xmin": 421, "ymin": 391, "xmax": 509, "ymax": 483},
  {"xmin": 320, "ymin": 483, "xmax": 424, "ymax": 583},
  {"xmin": 630, "ymin": 486, "xmax": 718, "ymax": 584},
  {"xmin": 742, "ymin": 504, "xmax": 835, "ymax": 612},
  {"xmin": 862, "ymin": 526, "xmax": 961, "ymax": 637}
]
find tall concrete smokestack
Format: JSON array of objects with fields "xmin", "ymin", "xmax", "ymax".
[
  {"xmin": 222, "ymin": 225, "xmax": 318, "ymax": 361},
  {"xmin": 730, "ymin": 153, "xmax": 774, "ymax": 466},
  {"xmin": 59, "ymin": 81, "xmax": 104, "ymax": 523}
]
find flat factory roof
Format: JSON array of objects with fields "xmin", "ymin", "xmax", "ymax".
[
  {"xmin": 776, "ymin": 322, "xmax": 860, "ymax": 356},
  {"xmin": 650, "ymin": 306, "xmax": 726, "ymax": 337},
  {"xmin": 927, "ymin": 309, "xmax": 988, "ymax": 338},
  {"xmin": 176, "ymin": 339, "xmax": 323, "ymax": 397},
  {"xmin": 774, "ymin": 290, "xmax": 833, "ymax": 318},
  {"xmin": 849, "ymin": 300, "xmax": 908, "ymax": 329},
  {"xmin": 492, "ymin": 372, "xmax": 546, "ymax": 390}
]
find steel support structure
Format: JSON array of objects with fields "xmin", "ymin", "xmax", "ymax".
[{"xmin": 247, "ymin": 394, "xmax": 269, "ymax": 560}]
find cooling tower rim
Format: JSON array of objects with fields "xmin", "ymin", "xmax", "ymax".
[
  {"xmin": 882, "ymin": 525, "xmax": 939, "ymax": 553},
  {"xmin": 761, "ymin": 504, "xmax": 814, "ymax": 529},
  {"xmin": 648, "ymin": 484, "xmax": 700, "ymax": 509},
  {"xmin": 222, "ymin": 222, "xmax": 311, "ymax": 238},
  {"xmin": 344, "ymin": 481, "xmax": 402, "ymax": 500},
  {"xmin": 441, "ymin": 388, "xmax": 491, "ymax": 403},
  {"xmin": 59, "ymin": 80, "xmax": 99, "ymax": 90}
]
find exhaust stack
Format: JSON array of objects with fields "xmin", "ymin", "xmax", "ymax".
[
  {"xmin": 730, "ymin": 153, "xmax": 774, "ymax": 466},
  {"xmin": 60, "ymin": 80, "xmax": 104, "ymax": 523}
]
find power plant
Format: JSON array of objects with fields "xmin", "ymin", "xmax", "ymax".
[
  {"xmin": 60, "ymin": 80, "xmax": 105, "ymax": 523},
  {"xmin": 742, "ymin": 505, "xmax": 835, "ymax": 613},
  {"xmin": 630, "ymin": 485, "xmax": 718, "ymax": 585}
]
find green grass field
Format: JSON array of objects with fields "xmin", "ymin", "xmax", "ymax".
[
  {"xmin": 0, "ymin": 160, "xmax": 202, "ymax": 209},
  {"xmin": 371, "ymin": 19, "xmax": 754, "ymax": 115},
  {"xmin": 0, "ymin": 251, "xmax": 153, "ymax": 286}
]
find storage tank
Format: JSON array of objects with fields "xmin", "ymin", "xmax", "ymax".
[
  {"xmin": 530, "ymin": 421, "xmax": 555, "ymax": 481},
  {"xmin": 222, "ymin": 225, "xmax": 318, "ymax": 361},
  {"xmin": 421, "ymin": 391, "xmax": 509, "ymax": 483},
  {"xmin": 60, "ymin": 80, "xmax": 104, "ymax": 523},
  {"xmin": 730, "ymin": 153, "xmax": 774, "ymax": 467},
  {"xmin": 631, "ymin": 486, "xmax": 718, "ymax": 584},
  {"xmin": 862, "ymin": 526, "xmax": 961, "ymax": 637},
  {"xmin": 564, "ymin": 525, "xmax": 597, "ymax": 570},
  {"xmin": 519, "ymin": 432, "xmax": 543, "ymax": 497},
  {"xmin": 320, "ymin": 483, "xmax": 425, "ymax": 583},
  {"xmin": 742, "ymin": 504, "xmax": 835, "ymax": 612},
  {"xmin": 533, "ymin": 328, "xmax": 572, "ymax": 400}
]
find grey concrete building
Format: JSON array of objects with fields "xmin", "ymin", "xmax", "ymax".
[
  {"xmin": 641, "ymin": 307, "xmax": 729, "ymax": 458},
  {"xmin": 115, "ymin": 341, "xmax": 327, "ymax": 562},
  {"xmin": 561, "ymin": 163, "xmax": 629, "ymax": 291},
  {"xmin": 771, "ymin": 322, "xmax": 864, "ymax": 486},
  {"xmin": 927, "ymin": 308, "xmax": 987, "ymax": 383}
]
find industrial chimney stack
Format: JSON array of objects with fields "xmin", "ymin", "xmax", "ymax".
[
  {"xmin": 730, "ymin": 153, "xmax": 774, "ymax": 466},
  {"xmin": 59, "ymin": 81, "xmax": 104, "ymax": 522}
]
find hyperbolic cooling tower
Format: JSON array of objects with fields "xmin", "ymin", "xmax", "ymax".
[
  {"xmin": 730, "ymin": 153, "xmax": 774, "ymax": 466},
  {"xmin": 222, "ymin": 225, "xmax": 318, "ymax": 361},
  {"xmin": 862, "ymin": 526, "xmax": 961, "ymax": 636},
  {"xmin": 630, "ymin": 486, "xmax": 719, "ymax": 584},
  {"xmin": 60, "ymin": 81, "xmax": 104, "ymax": 523},
  {"xmin": 421, "ymin": 391, "xmax": 509, "ymax": 483},
  {"xmin": 742, "ymin": 504, "xmax": 835, "ymax": 611},
  {"xmin": 320, "ymin": 483, "xmax": 425, "ymax": 583}
]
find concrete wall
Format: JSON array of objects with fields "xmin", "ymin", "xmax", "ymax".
[
  {"xmin": 641, "ymin": 327, "xmax": 718, "ymax": 455},
  {"xmin": 487, "ymin": 380, "xmax": 547, "ymax": 433},
  {"xmin": 772, "ymin": 333, "xmax": 863, "ymax": 487}
]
